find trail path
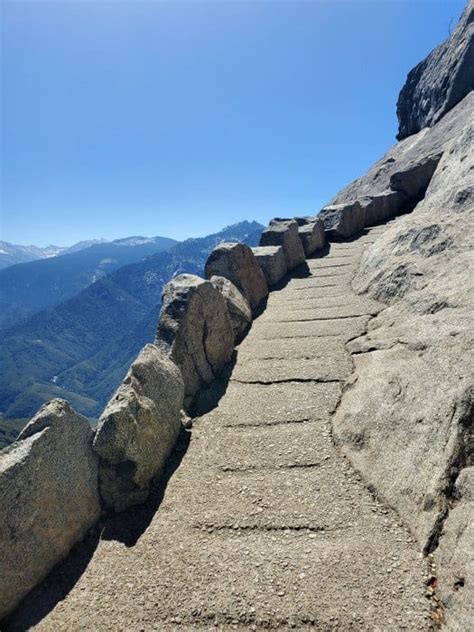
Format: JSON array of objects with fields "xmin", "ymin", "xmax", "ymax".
[{"xmin": 9, "ymin": 223, "xmax": 430, "ymax": 631}]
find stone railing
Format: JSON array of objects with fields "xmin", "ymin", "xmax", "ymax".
[
  {"xmin": 0, "ymin": 191, "xmax": 417, "ymax": 617},
  {"xmin": 319, "ymin": 153, "xmax": 442, "ymax": 239}
]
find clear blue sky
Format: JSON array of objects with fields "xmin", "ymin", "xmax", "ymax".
[{"xmin": 1, "ymin": 0, "xmax": 466, "ymax": 246}]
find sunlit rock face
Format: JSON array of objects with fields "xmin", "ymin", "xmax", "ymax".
[{"xmin": 396, "ymin": 0, "xmax": 474, "ymax": 140}]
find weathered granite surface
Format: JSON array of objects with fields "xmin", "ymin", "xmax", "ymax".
[
  {"xmin": 333, "ymin": 102, "xmax": 473, "ymax": 629},
  {"xmin": 204, "ymin": 242, "xmax": 268, "ymax": 313},
  {"xmin": 396, "ymin": 0, "xmax": 474, "ymax": 139},
  {"xmin": 298, "ymin": 218, "xmax": 326, "ymax": 255},
  {"xmin": 319, "ymin": 201, "xmax": 365, "ymax": 240},
  {"xmin": 0, "ymin": 399, "xmax": 100, "ymax": 619},
  {"xmin": 331, "ymin": 92, "xmax": 473, "ymax": 205},
  {"xmin": 93, "ymin": 344, "xmax": 184, "ymax": 512},
  {"xmin": 156, "ymin": 274, "xmax": 234, "ymax": 402},
  {"xmin": 260, "ymin": 220, "xmax": 306, "ymax": 270},
  {"xmin": 210, "ymin": 275, "xmax": 252, "ymax": 342},
  {"xmin": 251, "ymin": 245, "xmax": 287, "ymax": 287}
]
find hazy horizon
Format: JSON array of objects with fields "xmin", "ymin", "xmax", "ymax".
[{"xmin": 0, "ymin": 218, "xmax": 264, "ymax": 249}]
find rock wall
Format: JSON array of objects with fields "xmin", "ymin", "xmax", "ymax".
[
  {"xmin": 396, "ymin": 0, "xmax": 474, "ymax": 140},
  {"xmin": 328, "ymin": 6, "xmax": 473, "ymax": 625},
  {"xmin": 332, "ymin": 112, "xmax": 473, "ymax": 630},
  {"xmin": 322, "ymin": 92, "xmax": 473, "ymax": 241}
]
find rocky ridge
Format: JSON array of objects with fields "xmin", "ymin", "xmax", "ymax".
[
  {"xmin": 333, "ymin": 103, "xmax": 473, "ymax": 630},
  {"xmin": 396, "ymin": 0, "xmax": 474, "ymax": 139}
]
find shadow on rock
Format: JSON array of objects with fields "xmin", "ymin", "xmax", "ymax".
[
  {"xmin": 267, "ymin": 261, "xmax": 312, "ymax": 295},
  {"xmin": 191, "ymin": 352, "xmax": 238, "ymax": 417},
  {"xmin": 2, "ymin": 528, "xmax": 101, "ymax": 632},
  {"xmin": 2, "ymin": 429, "xmax": 191, "ymax": 630},
  {"xmin": 101, "ymin": 426, "xmax": 191, "ymax": 547}
]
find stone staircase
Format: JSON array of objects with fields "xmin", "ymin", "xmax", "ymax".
[{"xmin": 7, "ymin": 221, "xmax": 431, "ymax": 631}]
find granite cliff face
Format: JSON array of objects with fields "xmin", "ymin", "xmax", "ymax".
[
  {"xmin": 331, "ymin": 9, "xmax": 473, "ymax": 628},
  {"xmin": 396, "ymin": 0, "xmax": 474, "ymax": 139}
]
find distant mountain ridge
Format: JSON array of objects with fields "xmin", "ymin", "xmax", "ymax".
[
  {"xmin": 0, "ymin": 235, "xmax": 178, "ymax": 330},
  {"xmin": 0, "ymin": 239, "xmax": 108, "ymax": 269},
  {"xmin": 0, "ymin": 220, "xmax": 263, "ymax": 421}
]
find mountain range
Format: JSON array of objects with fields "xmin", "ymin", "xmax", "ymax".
[
  {"xmin": 0, "ymin": 239, "xmax": 109, "ymax": 270},
  {"xmin": 0, "ymin": 220, "xmax": 263, "ymax": 425},
  {"xmin": 0, "ymin": 235, "xmax": 177, "ymax": 330}
]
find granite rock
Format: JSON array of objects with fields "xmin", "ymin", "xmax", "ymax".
[
  {"xmin": 204, "ymin": 242, "xmax": 268, "ymax": 313},
  {"xmin": 0, "ymin": 399, "xmax": 100, "ymax": 618},
  {"xmin": 210, "ymin": 275, "xmax": 252, "ymax": 342},
  {"xmin": 298, "ymin": 218, "xmax": 326, "ymax": 255},
  {"xmin": 251, "ymin": 245, "xmax": 288, "ymax": 287},
  {"xmin": 396, "ymin": 0, "xmax": 474, "ymax": 139},
  {"xmin": 93, "ymin": 344, "xmax": 184, "ymax": 512},
  {"xmin": 333, "ymin": 116, "xmax": 473, "ymax": 628},
  {"xmin": 156, "ymin": 274, "xmax": 234, "ymax": 402},
  {"xmin": 260, "ymin": 220, "xmax": 306, "ymax": 270},
  {"xmin": 319, "ymin": 201, "xmax": 365, "ymax": 239}
]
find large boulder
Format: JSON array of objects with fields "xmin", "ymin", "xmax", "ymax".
[
  {"xmin": 0, "ymin": 399, "xmax": 100, "ymax": 619},
  {"xmin": 359, "ymin": 190, "xmax": 408, "ymax": 227},
  {"xmin": 298, "ymin": 218, "xmax": 326, "ymax": 255},
  {"xmin": 210, "ymin": 275, "xmax": 252, "ymax": 342},
  {"xmin": 204, "ymin": 242, "xmax": 268, "ymax": 313},
  {"xmin": 156, "ymin": 274, "xmax": 234, "ymax": 402},
  {"xmin": 389, "ymin": 153, "xmax": 442, "ymax": 199},
  {"xmin": 396, "ymin": 0, "xmax": 474, "ymax": 140},
  {"xmin": 260, "ymin": 219, "xmax": 306, "ymax": 270},
  {"xmin": 319, "ymin": 201, "xmax": 365, "ymax": 239},
  {"xmin": 93, "ymin": 344, "xmax": 184, "ymax": 512},
  {"xmin": 251, "ymin": 245, "xmax": 288, "ymax": 287}
]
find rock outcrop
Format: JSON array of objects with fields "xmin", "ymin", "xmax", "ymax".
[
  {"xmin": 319, "ymin": 201, "xmax": 366, "ymax": 240},
  {"xmin": 251, "ymin": 245, "xmax": 288, "ymax": 287},
  {"xmin": 333, "ymin": 94, "xmax": 473, "ymax": 628},
  {"xmin": 331, "ymin": 92, "xmax": 473, "ymax": 206},
  {"xmin": 296, "ymin": 218, "xmax": 326, "ymax": 256},
  {"xmin": 93, "ymin": 344, "xmax": 184, "ymax": 512},
  {"xmin": 435, "ymin": 467, "xmax": 474, "ymax": 629},
  {"xmin": 210, "ymin": 275, "xmax": 252, "ymax": 342},
  {"xmin": 260, "ymin": 219, "xmax": 306, "ymax": 270},
  {"xmin": 388, "ymin": 153, "xmax": 442, "ymax": 200},
  {"xmin": 360, "ymin": 190, "xmax": 407, "ymax": 227},
  {"xmin": 396, "ymin": 0, "xmax": 474, "ymax": 139},
  {"xmin": 0, "ymin": 399, "xmax": 100, "ymax": 618},
  {"xmin": 156, "ymin": 274, "xmax": 234, "ymax": 403},
  {"xmin": 204, "ymin": 242, "xmax": 268, "ymax": 313}
]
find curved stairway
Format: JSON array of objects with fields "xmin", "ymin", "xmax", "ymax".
[{"xmin": 8, "ymin": 222, "xmax": 431, "ymax": 631}]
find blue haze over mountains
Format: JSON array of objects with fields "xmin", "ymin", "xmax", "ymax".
[
  {"xmin": 0, "ymin": 236, "xmax": 177, "ymax": 329},
  {"xmin": 0, "ymin": 221, "xmax": 263, "ymax": 426},
  {"xmin": 0, "ymin": 240, "xmax": 108, "ymax": 270}
]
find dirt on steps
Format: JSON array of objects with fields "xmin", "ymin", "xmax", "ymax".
[{"xmin": 6, "ymin": 223, "xmax": 432, "ymax": 631}]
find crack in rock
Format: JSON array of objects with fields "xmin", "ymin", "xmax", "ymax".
[
  {"xmin": 219, "ymin": 461, "xmax": 323, "ymax": 473},
  {"xmin": 230, "ymin": 377, "xmax": 342, "ymax": 386}
]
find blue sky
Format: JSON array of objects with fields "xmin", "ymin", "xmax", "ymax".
[{"xmin": 1, "ymin": 0, "xmax": 466, "ymax": 246}]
